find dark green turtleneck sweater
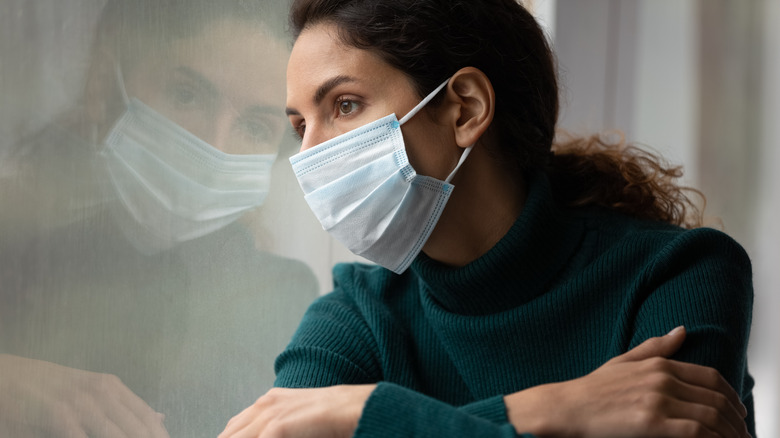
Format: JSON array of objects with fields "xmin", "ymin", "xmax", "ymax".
[{"xmin": 275, "ymin": 172, "xmax": 755, "ymax": 437}]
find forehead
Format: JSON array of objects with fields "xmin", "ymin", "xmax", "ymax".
[
  {"xmin": 129, "ymin": 18, "xmax": 288, "ymax": 109},
  {"xmin": 286, "ymin": 22, "xmax": 406, "ymax": 104}
]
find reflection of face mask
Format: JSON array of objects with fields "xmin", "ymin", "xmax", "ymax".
[
  {"xmin": 291, "ymin": 79, "xmax": 471, "ymax": 274},
  {"xmin": 102, "ymin": 71, "xmax": 276, "ymax": 253}
]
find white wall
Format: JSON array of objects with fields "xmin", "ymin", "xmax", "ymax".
[
  {"xmin": 633, "ymin": 0, "xmax": 700, "ymax": 185},
  {"xmin": 555, "ymin": 0, "xmax": 699, "ymax": 184},
  {"xmin": 752, "ymin": 0, "xmax": 780, "ymax": 434}
]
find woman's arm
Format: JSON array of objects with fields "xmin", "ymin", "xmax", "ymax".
[
  {"xmin": 219, "ymin": 383, "xmax": 523, "ymax": 438},
  {"xmin": 220, "ymin": 291, "xmax": 748, "ymax": 438},
  {"xmin": 504, "ymin": 328, "xmax": 749, "ymax": 438},
  {"xmin": 220, "ymin": 289, "xmax": 525, "ymax": 438},
  {"xmin": 501, "ymin": 227, "xmax": 754, "ymax": 438},
  {"xmin": 0, "ymin": 354, "xmax": 169, "ymax": 438},
  {"xmin": 218, "ymin": 329, "xmax": 747, "ymax": 438}
]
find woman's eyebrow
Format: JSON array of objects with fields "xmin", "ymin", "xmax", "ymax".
[
  {"xmin": 285, "ymin": 75, "xmax": 360, "ymax": 116},
  {"xmin": 313, "ymin": 75, "xmax": 358, "ymax": 104},
  {"xmin": 174, "ymin": 66, "xmax": 218, "ymax": 98}
]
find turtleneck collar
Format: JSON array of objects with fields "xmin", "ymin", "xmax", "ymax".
[{"xmin": 410, "ymin": 171, "xmax": 584, "ymax": 315}]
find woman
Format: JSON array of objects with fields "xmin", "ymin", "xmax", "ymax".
[
  {"xmin": 220, "ymin": 0, "xmax": 754, "ymax": 437},
  {"xmin": 0, "ymin": 1, "xmax": 317, "ymax": 437}
]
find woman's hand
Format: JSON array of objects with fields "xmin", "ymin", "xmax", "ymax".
[
  {"xmin": 218, "ymin": 384, "xmax": 376, "ymax": 438},
  {"xmin": 504, "ymin": 327, "xmax": 749, "ymax": 438},
  {"xmin": 0, "ymin": 354, "xmax": 169, "ymax": 438}
]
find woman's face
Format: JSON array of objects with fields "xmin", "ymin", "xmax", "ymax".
[
  {"xmin": 122, "ymin": 19, "xmax": 288, "ymax": 155},
  {"xmin": 285, "ymin": 22, "xmax": 457, "ymax": 180}
]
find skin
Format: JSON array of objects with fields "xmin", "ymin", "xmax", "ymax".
[
  {"xmin": 121, "ymin": 19, "xmax": 289, "ymax": 156},
  {"xmin": 285, "ymin": 23, "xmax": 523, "ymax": 268},
  {"xmin": 0, "ymin": 355, "xmax": 168, "ymax": 438},
  {"xmin": 0, "ymin": 18, "xmax": 289, "ymax": 438},
  {"xmin": 219, "ymin": 22, "xmax": 750, "ymax": 438}
]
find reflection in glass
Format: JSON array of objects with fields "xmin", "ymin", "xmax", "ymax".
[{"xmin": 0, "ymin": 1, "xmax": 318, "ymax": 437}]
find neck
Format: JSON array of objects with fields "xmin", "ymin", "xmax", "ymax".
[{"xmin": 422, "ymin": 146, "xmax": 526, "ymax": 267}]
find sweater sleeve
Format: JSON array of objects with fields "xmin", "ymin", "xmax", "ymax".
[
  {"xmin": 274, "ymin": 289, "xmax": 382, "ymax": 387},
  {"xmin": 630, "ymin": 227, "xmax": 755, "ymax": 433},
  {"xmin": 274, "ymin": 288, "xmax": 530, "ymax": 437},
  {"xmin": 356, "ymin": 382, "xmax": 528, "ymax": 438}
]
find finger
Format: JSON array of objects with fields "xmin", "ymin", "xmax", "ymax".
[
  {"xmin": 32, "ymin": 389, "xmax": 94, "ymax": 438},
  {"xmin": 107, "ymin": 399, "xmax": 167, "ymax": 438},
  {"xmin": 111, "ymin": 399, "xmax": 168, "ymax": 438},
  {"xmin": 656, "ymin": 418, "xmax": 723, "ymax": 438},
  {"xmin": 663, "ymin": 360, "xmax": 746, "ymax": 416},
  {"xmin": 73, "ymin": 393, "xmax": 131, "ymax": 438},
  {"xmin": 83, "ymin": 416, "xmax": 128, "ymax": 438},
  {"xmin": 613, "ymin": 326, "xmax": 686, "ymax": 363},
  {"xmin": 54, "ymin": 417, "xmax": 91, "ymax": 438},
  {"xmin": 663, "ymin": 398, "xmax": 744, "ymax": 438},
  {"xmin": 112, "ymin": 379, "xmax": 170, "ymax": 438},
  {"xmin": 669, "ymin": 379, "xmax": 749, "ymax": 437},
  {"xmin": 219, "ymin": 405, "xmax": 259, "ymax": 437},
  {"xmin": 76, "ymin": 374, "xmax": 167, "ymax": 438},
  {"xmin": 1, "ymin": 417, "xmax": 90, "ymax": 438},
  {"xmin": 231, "ymin": 415, "xmax": 278, "ymax": 438}
]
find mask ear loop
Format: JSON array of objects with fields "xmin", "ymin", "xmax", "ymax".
[
  {"xmin": 395, "ymin": 77, "xmax": 474, "ymax": 184},
  {"xmin": 444, "ymin": 145, "xmax": 473, "ymax": 184},
  {"xmin": 97, "ymin": 63, "xmax": 132, "ymax": 155},
  {"xmin": 114, "ymin": 62, "xmax": 131, "ymax": 107},
  {"xmin": 399, "ymin": 78, "xmax": 450, "ymax": 125}
]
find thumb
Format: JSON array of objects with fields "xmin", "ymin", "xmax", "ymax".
[{"xmin": 612, "ymin": 326, "xmax": 686, "ymax": 363}]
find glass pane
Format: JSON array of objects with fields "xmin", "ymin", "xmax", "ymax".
[{"xmin": 0, "ymin": 1, "xmax": 320, "ymax": 436}]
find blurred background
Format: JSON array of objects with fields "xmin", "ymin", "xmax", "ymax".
[
  {"xmin": 543, "ymin": 1, "xmax": 780, "ymax": 435},
  {"xmin": 1, "ymin": 0, "xmax": 777, "ymax": 436}
]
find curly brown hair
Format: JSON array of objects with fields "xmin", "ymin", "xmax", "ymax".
[{"xmin": 548, "ymin": 132, "xmax": 705, "ymax": 228}]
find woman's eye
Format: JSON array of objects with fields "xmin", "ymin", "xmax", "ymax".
[
  {"xmin": 294, "ymin": 122, "xmax": 306, "ymax": 140},
  {"xmin": 174, "ymin": 87, "xmax": 196, "ymax": 105},
  {"xmin": 241, "ymin": 119, "xmax": 271, "ymax": 144},
  {"xmin": 171, "ymin": 86, "xmax": 195, "ymax": 106},
  {"xmin": 337, "ymin": 99, "xmax": 359, "ymax": 116}
]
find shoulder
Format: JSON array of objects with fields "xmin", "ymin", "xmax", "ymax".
[
  {"xmin": 578, "ymin": 206, "xmax": 750, "ymax": 269},
  {"xmin": 177, "ymin": 225, "xmax": 321, "ymax": 302},
  {"xmin": 332, "ymin": 262, "xmax": 398, "ymax": 294},
  {"xmin": 605, "ymin": 212, "xmax": 752, "ymax": 310},
  {"xmin": 640, "ymin": 225, "xmax": 753, "ymax": 307},
  {"xmin": 330, "ymin": 262, "xmax": 421, "ymax": 310},
  {"xmin": 570, "ymin": 207, "xmax": 752, "ymax": 304},
  {"xmin": 303, "ymin": 262, "xmax": 391, "ymax": 316},
  {"xmin": 308, "ymin": 262, "xmax": 421, "ymax": 335},
  {"xmin": 275, "ymin": 263, "xmax": 391, "ymax": 386}
]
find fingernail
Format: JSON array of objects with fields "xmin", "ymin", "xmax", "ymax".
[{"xmin": 666, "ymin": 326, "xmax": 684, "ymax": 336}]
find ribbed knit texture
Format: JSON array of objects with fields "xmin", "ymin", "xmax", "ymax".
[{"xmin": 275, "ymin": 171, "xmax": 755, "ymax": 437}]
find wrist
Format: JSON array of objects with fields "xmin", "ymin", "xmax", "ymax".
[
  {"xmin": 345, "ymin": 384, "xmax": 376, "ymax": 432},
  {"xmin": 503, "ymin": 383, "xmax": 561, "ymax": 437}
]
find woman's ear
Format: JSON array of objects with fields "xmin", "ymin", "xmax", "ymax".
[
  {"xmin": 84, "ymin": 44, "xmax": 124, "ymax": 131},
  {"xmin": 443, "ymin": 67, "xmax": 495, "ymax": 149}
]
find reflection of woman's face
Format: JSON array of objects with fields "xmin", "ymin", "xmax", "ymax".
[
  {"xmin": 122, "ymin": 19, "xmax": 288, "ymax": 155},
  {"xmin": 285, "ymin": 23, "xmax": 456, "ymax": 180}
]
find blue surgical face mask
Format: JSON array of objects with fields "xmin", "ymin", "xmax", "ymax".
[
  {"xmin": 101, "ymin": 65, "xmax": 277, "ymax": 253},
  {"xmin": 290, "ymin": 79, "xmax": 472, "ymax": 274}
]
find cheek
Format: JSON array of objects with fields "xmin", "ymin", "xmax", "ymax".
[
  {"xmin": 124, "ymin": 74, "xmax": 213, "ymax": 138},
  {"xmin": 401, "ymin": 121, "xmax": 455, "ymax": 180},
  {"xmin": 123, "ymin": 66, "xmax": 164, "ymax": 107}
]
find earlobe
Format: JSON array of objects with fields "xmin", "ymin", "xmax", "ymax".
[
  {"xmin": 445, "ymin": 67, "xmax": 495, "ymax": 149},
  {"xmin": 84, "ymin": 45, "xmax": 121, "ymax": 127}
]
